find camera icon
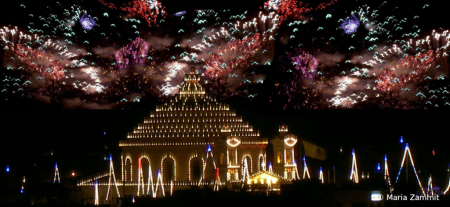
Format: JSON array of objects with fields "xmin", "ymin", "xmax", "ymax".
[{"xmin": 371, "ymin": 192, "xmax": 384, "ymax": 201}]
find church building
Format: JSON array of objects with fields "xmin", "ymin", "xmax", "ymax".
[{"xmin": 77, "ymin": 67, "xmax": 322, "ymax": 204}]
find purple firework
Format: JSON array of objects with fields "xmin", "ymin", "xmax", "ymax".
[
  {"xmin": 79, "ymin": 14, "xmax": 96, "ymax": 31},
  {"xmin": 340, "ymin": 15, "xmax": 360, "ymax": 34},
  {"xmin": 174, "ymin": 11, "xmax": 186, "ymax": 17},
  {"xmin": 274, "ymin": 49, "xmax": 320, "ymax": 109},
  {"xmin": 287, "ymin": 50, "xmax": 318, "ymax": 79},
  {"xmin": 115, "ymin": 37, "xmax": 149, "ymax": 69}
]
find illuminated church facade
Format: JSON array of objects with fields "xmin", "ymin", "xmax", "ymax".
[{"xmin": 78, "ymin": 68, "xmax": 310, "ymax": 203}]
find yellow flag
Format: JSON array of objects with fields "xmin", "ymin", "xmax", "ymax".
[{"xmin": 302, "ymin": 140, "xmax": 326, "ymax": 160}]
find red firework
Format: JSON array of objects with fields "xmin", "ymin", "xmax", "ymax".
[
  {"xmin": 99, "ymin": 0, "xmax": 166, "ymax": 26},
  {"xmin": 11, "ymin": 44, "xmax": 65, "ymax": 80},
  {"xmin": 263, "ymin": 0, "xmax": 338, "ymax": 25},
  {"xmin": 377, "ymin": 50, "xmax": 437, "ymax": 92},
  {"xmin": 205, "ymin": 33, "xmax": 265, "ymax": 78}
]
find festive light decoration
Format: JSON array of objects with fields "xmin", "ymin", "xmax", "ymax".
[
  {"xmin": 350, "ymin": 149, "xmax": 359, "ymax": 183},
  {"xmin": 259, "ymin": 154, "xmax": 266, "ymax": 172},
  {"xmin": 283, "ymin": 135, "xmax": 298, "ymax": 180},
  {"xmin": 395, "ymin": 143, "xmax": 425, "ymax": 195},
  {"xmin": 213, "ymin": 167, "xmax": 221, "ymax": 191},
  {"xmin": 154, "ymin": 170, "xmax": 165, "ymax": 197},
  {"xmin": 227, "ymin": 137, "xmax": 241, "ymax": 147},
  {"xmin": 170, "ymin": 180, "xmax": 174, "ymax": 196},
  {"xmin": 161, "ymin": 154, "xmax": 176, "ymax": 182},
  {"xmin": 319, "ymin": 167, "xmax": 324, "ymax": 184},
  {"xmin": 54, "ymin": 162, "xmax": 60, "ymax": 183},
  {"xmin": 302, "ymin": 155, "xmax": 310, "ymax": 179},
  {"xmin": 124, "ymin": 157, "xmax": 132, "ymax": 182},
  {"xmin": 284, "ymin": 135, "xmax": 297, "ymax": 147},
  {"xmin": 400, "ymin": 136, "xmax": 404, "ymax": 143},
  {"xmin": 137, "ymin": 156, "xmax": 153, "ymax": 196},
  {"xmin": 21, "ymin": 176, "xmax": 25, "ymax": 194},
  {"xmin": 6, "ymin": 165, "xmax": 9, "ymax": 172},
  {"xmin": 340, "ymin": 15, "xmax": 360, "ymax": 34},
  {"xmin": 293, "ymin": 160, "xmax": 300, "ymax": 180},
  {"xmin": 427, "ymin": 175, "xmax": 434, "ymax": 196},
  {"xmin": 444, "ymin": 175, "xmax": 450, "ymax": 195},
  {"xmin": 377, "ymin": 163, "xmax": 381, "ymax": 171},
  {"xmin": 79, "ymin": 14, "xmax": 96, "ymax": 31},
  {"xmin": 94, "ymin": 180, "xmax": 99, "ymax": 205},
  {"xmin": 198, "ymin": 145, "xmax": 218, "ymax": 186},
  {"xmin": 384, "ymin": 155, "xmax": 392, "ymax": 192},
  {"xmin": 247, "ymin": 171, "xmax": 282, "ymax": 189},
  {"xmin": 241, "ymin": 157, "xmax": 250, "ymax": 187},
  {"xmin": 106, "ymin": 154, "xmax": 120, "ymax": 200}
]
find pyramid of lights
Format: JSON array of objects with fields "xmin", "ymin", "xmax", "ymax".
[{"xmin": 78, "ymin": 67, "xmax": 301, "ymax": 201}]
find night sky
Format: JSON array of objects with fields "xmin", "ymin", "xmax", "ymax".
[{"xmin": 1, "ymin": 0, "xmax": 450, "ymax": 197}]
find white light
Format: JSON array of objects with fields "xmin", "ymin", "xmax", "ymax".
[{"xmin": 371, "ymin": 191, "xmax": 383, "ymax": 201}]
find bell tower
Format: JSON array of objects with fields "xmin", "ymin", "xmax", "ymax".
[{"xmin": 271, "ymin": 124, "xmax": 299, "ymax": 180}]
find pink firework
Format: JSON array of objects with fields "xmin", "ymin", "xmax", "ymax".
[
  {"xmin": 114, "ymin": 37, "xmax": 149, "ymax": 69},
  {"xmin": 286, "ymin": 49, "xmax": 318, "ymax": 79},
  {"xmin": 273, "ymin": 49, "xmax": 319, "ymax": 109}
]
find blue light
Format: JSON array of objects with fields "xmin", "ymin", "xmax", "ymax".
[
  {"xmin": 302, "ymin": 155, "xmax": 305, "ymax": 161},
  {"xmin": 352, "ymin": 149, "xmax": 354, "ymax": 156},
  {"xmin": 405, "ymin": 143, "xmax": 409, "ymax": 149},
  {"xmin": 55, "ymin": 162, "xmax": 58, "ymax": 168},
  {"xmin": 320, "ymin": 167, "xmax": 322, "ymax": 173},
  {"xmin": 20, "ymin": 189, "xmax": 23, "ymax": 194},
  {"xmin": 268, "ymin": 162, "xmax": 272, "ymax": 168},
  {"xmin": 109, "ymin": 154, "xmax": 112, "ymax": 161},
  {"xmin": 104, "ymin": 131, "xmax": 106, "ymax": 135},
  {"xmin": 400, "ymin": 136, "xmax": 403, "ymax": 143},
  {"xmin": 377, "ymin": 163, "xmax": 381, "ymax": 171},
  {"xmin": 384, "ymin": 154, "xmax": 387, "ymax": 161},
  {"xmin": 6, "ymin": 165, "xmax": 9, "ymax": 172},
  {"xmin": 207, "ymin": 145, "xmax": 211, "ymax": 152}
]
